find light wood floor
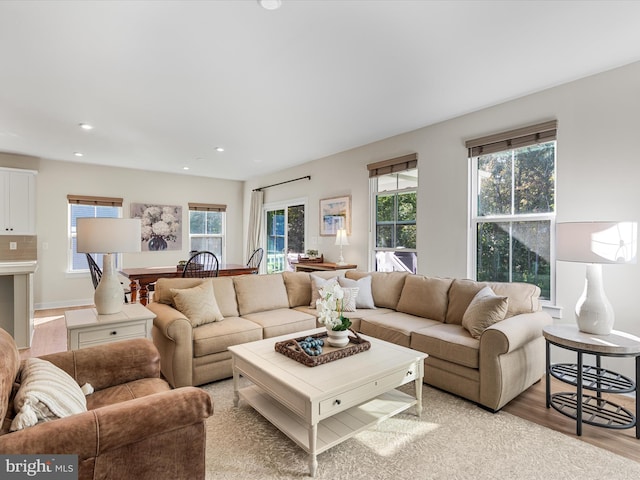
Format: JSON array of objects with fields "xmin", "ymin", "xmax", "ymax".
[{"xmin": 25, "ymin": 307, "xmax": 639, "ymax": 463}]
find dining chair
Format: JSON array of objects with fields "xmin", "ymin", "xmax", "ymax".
[
  {"xmin": 182, "ymin": 251, "xmax": 219, "ymax": 278},
  {"xmin": 85, "ymin": 253, "xmax": 130, "ymax": 303},
  {"xmin": 246, "ymin": 247, "xmax": 264, "ymax": 273}
]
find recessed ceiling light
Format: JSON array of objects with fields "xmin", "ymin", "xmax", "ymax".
[
  {"xmin": 215, "ymin": 147, "xmax": 225, "ymax": 152},
  {"xmin": 78, "ymin": 123, "xmax": 93, "ymax": 130},
  {"xmin": 74, "ymin": 152, "xmax": 84, "ymax": 157},
  {"xmin": 258, "ymin": 0, "xmax": 282, "ymax": 10},
  {"xmin": 183, "ymin": 166, "xmax": 190, "ymax": 170}
]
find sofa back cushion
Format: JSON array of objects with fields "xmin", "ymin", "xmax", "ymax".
[
  {"xmin": 234, "ymin": 273, "xmax": 290, "ymax": 316},
  {"xmin": 210, "ymin": 277, "xmax": 240, "ymax": 317},
  {"xmin": 282, "ymin": 271, "xmax": 311, "ymax": 307},
  {"xmin": 396, "ymin": 275, "xmax": 452, "ymax": 322},
  {"xmin": 154, "ymin": 277, "xmax": 239, "ymax": 317},
  {"xmin": 345, "ymin": 271, "xmax": 408, "ymax": 309},
  {"xmin": 0, "ymin": 328, "xmax": 20, "ymax": 429},
  {"xmin": 489, "ymin": 281, "xmax": 541, "ymax": 317},
  {"xmin": 446, "ymin": 278, "xmax": 541, "ymax": 324}
]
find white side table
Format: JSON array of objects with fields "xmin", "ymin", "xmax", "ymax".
[{"xmin": 65, "ymin": 303, "xmax": 155, "ymax": 350}]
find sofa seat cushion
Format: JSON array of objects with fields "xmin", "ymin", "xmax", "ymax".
[
  {"xmin": 192, "ymin": 317, "xmax": 263, "ymax": 357},
  {"xmin": 360, "ymin": 312, "xmax": 440, "ymax": 347},
  {"xmin": 234, "ymin": 274, "xmax": 290, "ymax": 316},
  {"xmin": 242, "ymin": 309, "xmax": 316, "ymax": 338},
  {"xmin": 345, "ymin": 271, "xmax": 408, "ymax": 309},
  {"xmin": 86, "ymin": 378, "xmax": 171, "ymax": 410},
  {"xmin": 411, "ymin": 324, "xmax": 480, "ymax": 369}
]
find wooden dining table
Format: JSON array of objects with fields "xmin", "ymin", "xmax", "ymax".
[{"xmin": 119, "ymin": 264, "xmax": 257, "ymax": 305}]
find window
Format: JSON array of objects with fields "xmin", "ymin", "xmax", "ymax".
[
  {"xmin": 467, "ymin": 121, "xmax": 557, "ymax": 300},
  {"xmin": 68, "ymin": 195, "xmax": 122, "ymax": 272},
  {"xmin": 368, "ymin": 154, "xmax": 418, "ymax": 273},
  {"xmin": 188, "ymin": 203, "xmax": 226, "ymax": 262},
  {"xmin": 264, "ymin": 202, "xmax": 305, "ymax": 273}
]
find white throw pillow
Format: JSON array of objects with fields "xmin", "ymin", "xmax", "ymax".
[
  {"xmin": 171, "ymin": 279, "xmax": 224, "ymax": 327},
  {"xmin": 309, "ymin": 274, "xmax": 338, "ymax": 308},
  {"xmin": 11, "ymin": 358, "xmax": 92, "ymax": 431},
  {"xmin": 462, "ymin": 286, "xmax": 509, "ymax": 339},
  {"xmin": 339, "ymin": 276, "xmax": 376, "ymax": 309}
]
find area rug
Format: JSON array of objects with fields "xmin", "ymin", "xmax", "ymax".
[{"xmin": 202, "ymin": 379, "xmax": 640, "ymax": 479}]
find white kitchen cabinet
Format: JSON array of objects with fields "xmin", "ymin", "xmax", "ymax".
[{"xmin": 0, "ymin": 168, "xmax": 37, "ymax": 235}]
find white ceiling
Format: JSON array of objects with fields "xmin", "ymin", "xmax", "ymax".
[{"xmin": 1, "ymin": 1, "xmax": 640, "ymax": 181}]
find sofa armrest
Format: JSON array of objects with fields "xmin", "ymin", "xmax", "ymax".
[
  {"xmin": 479, "ymin": 311, "xmax": 553, "ymax": 410},
  {"xmin": 480, "ymin": 311, "xmax": 553, "ymax": 356},
  {"xmin": 147, "ymin": 303, "xmax": 191, "ymax": 340},
  {"xmin": 0, "ymin": 387, "xmax": 212, "ymax": 457},
  {"xmin": 147, "ymin": 302, "xmax": 194, "ymax": 387},
  {"xmin": 38, "ymin": 339, "xmax": 161, "ymax": 391}
]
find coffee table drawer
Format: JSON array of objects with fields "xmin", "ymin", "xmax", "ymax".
[{"xmin": 319, "ymin": 364, "xmax": 418, "ymax": 416}]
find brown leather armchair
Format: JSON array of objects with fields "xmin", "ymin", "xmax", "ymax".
[{"xmin": 0, "ymin": 328, "xmax": 213, "ymax": 480}]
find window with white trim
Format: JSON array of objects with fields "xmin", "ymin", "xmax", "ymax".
[
  {"xmin": 68, "ymin": 195, "xmax": 122, "ymax": 272},
  {"xmin": 368, "ymin": 154, "xmax": 418, "ymax": 273},
  {"xmin": 188, "ymin": 203, "xmax": 226, "ymax": 262},
  {"xmin": 467, "ymin": 121, "xmax": 556, "ymax": 300}
]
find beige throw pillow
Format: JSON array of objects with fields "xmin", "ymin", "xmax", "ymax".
[
  {"xmin": 310, "ymin": 274, "xmax": 338, "ymax": 308},
  {"xmin": 462, "ymin": 286, "xmax": 509, "ymax": 339},
  {"xmin": 338, "ymin": 276, "xmax": 375, "ymax": 309},
  {"xmin": 171, "ymin": 279, "xmax": 223, "ymax": 327}
]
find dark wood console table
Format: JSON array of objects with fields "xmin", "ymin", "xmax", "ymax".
[{"xmin": 294, "ymin": 262, "xmax": 357, "ymax": 272}]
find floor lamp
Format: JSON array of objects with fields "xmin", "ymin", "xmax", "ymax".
[
  {"xmin": 556, "ymin": 221, "xmax": 637, "ymax": 335},
  {"xmin": 77, "ymin": 218, "xmax": 141, "ymax": 315}
]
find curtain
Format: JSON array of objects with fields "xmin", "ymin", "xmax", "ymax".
[{"xmin": 247, "ymin": 190, "xmax": 264, "ymax": 272}]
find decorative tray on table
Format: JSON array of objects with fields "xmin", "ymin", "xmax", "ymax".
[{"xmin": 274, "ymin": 330, "xmax": 371, "ymax": 367}]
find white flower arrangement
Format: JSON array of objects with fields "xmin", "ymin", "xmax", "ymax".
[
  {"xmin": 140, "ymin": 206, "xmax": 180, "ymax": 242},
  {"xmin": 316, "ymin": 282, "xmax": 352, "ymax": 331}
]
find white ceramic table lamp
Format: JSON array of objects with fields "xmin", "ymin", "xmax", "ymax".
[
  {"xmin": 556, "ymin": 221, "xmax": 637, "ymax": 335},
  {"xmin": 335, "ymin": 229, "xmax": 349, "ymax": 266},
  {"xmin": 77, "ymin": 218, "xmax": 141, "ymax": 314}
]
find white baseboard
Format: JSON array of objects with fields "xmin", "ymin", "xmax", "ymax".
[{"xmin": 35, "ymin": 298, "xmax": 94, "ymax": 311}]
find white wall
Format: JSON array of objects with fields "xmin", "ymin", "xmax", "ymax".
[
  {"xmin": 0, "ymin": 156, "xmax": 244, "ymax": 309},
  {"xmin": 245, "ymin": 60, "xmax": 640, "ymax": 379}
]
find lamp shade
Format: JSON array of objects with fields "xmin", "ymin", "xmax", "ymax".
[
  {"xmin": 77, "ymin": 218, "xmax": 141, "ymax": 253},
  {"xmin": 335, "ymin": 229, "xmax": 349, "ymax": 246},
  {"xmin": 556, "ymin": 221, "xmax": 637, "ymax": 264}
]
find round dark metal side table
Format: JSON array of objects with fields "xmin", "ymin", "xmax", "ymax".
[{"xmin": 543, "ymin": 324, "xmax": 640, "ymax": 438}]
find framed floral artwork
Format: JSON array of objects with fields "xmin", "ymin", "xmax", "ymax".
[
  {"xmin": 319, "ymin": 195, "xmax": 351, "ymax": 236},
  {"xmin": 130, "ymin": 203, "xmax": 182, "ymax": 251}
]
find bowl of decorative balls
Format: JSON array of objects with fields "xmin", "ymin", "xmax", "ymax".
[{"xmin": 297, "ymin": 336, "xmax": 324, "ymax": 356}]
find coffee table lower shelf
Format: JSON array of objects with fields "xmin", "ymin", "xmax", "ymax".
[{"xmin": 239, "ymin": 384, "xmax": 416, "ymax": 455}]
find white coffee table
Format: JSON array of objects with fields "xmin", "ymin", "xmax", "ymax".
[{"xmin": 229, "ymin": 328, "xmax": 427, "ymax": 477}]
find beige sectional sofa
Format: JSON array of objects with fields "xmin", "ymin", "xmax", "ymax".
[{"xmin": 147, "ymin": 270, "xmax": 552, "ymax": 411}]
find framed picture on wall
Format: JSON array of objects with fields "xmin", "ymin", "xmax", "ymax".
[
  {"xmin": 130, "ymin": 203, "xmax": 182, "ymax": 251},
  {"xmin": 319, "ymin": 195, "xmax": 351, "ymax": 236}
]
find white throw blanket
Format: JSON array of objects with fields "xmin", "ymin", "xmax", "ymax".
[{"xmin": 10, "ymin": 358, "xmax": 93, "ymax": 431}]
